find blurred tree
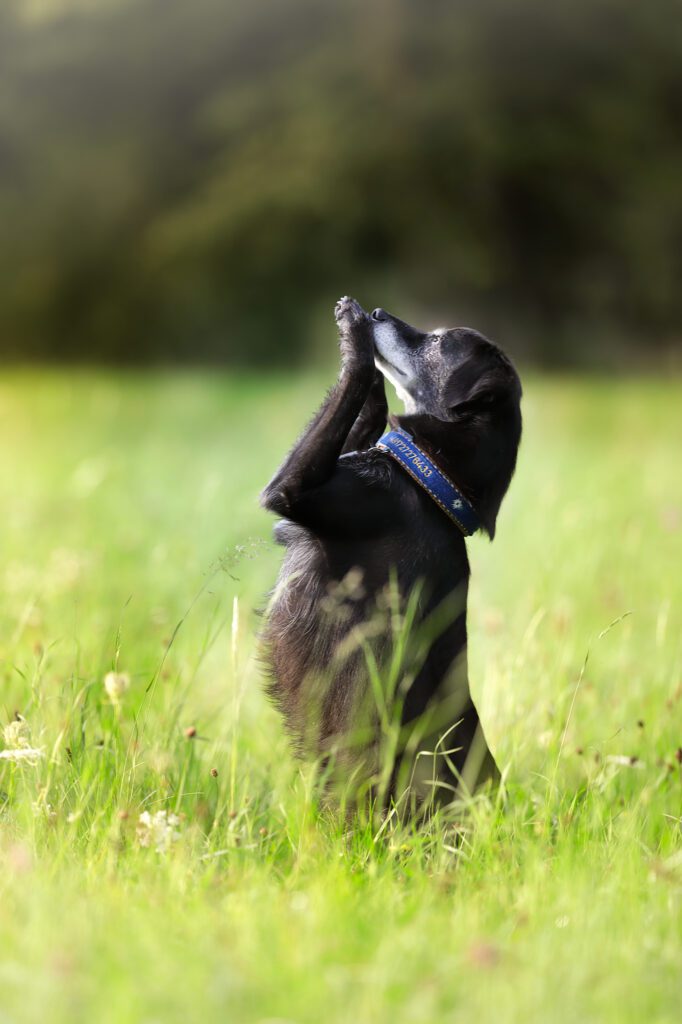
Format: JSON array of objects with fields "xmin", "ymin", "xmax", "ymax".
[{"xmin": 0, "ymin": 0, "xmax": 680, "ymax": 365}]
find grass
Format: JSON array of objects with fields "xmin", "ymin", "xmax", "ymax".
[{"xmin": 0, "ymin": 368, "xmax": 680, "ymax": 1024}]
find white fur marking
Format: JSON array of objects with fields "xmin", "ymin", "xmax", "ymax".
[{"xmin": 372, "ymin": 322, "xmax": 420, "ymax": 411}]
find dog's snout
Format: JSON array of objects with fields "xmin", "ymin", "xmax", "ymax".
[{"xmin": 371, "ymin": 308, "xmax": 388, "ymax": 322}]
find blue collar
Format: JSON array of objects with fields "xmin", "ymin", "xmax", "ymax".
[{"xmin": 375, "ymin": 428, "xmax": 480, "ymax": 536}]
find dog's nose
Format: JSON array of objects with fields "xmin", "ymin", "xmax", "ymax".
[{"xmin": 371, "ymin": 308, "xmax": 388, "ymax": 321}]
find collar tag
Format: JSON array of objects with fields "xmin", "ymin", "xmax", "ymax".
[{"xmin": 375, "ymin": 428, "xmax": 480, "ymax": 536}]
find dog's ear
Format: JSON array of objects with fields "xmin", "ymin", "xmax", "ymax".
[
  {"xmin": 441, "ymin": 354, "xmax": 522, "ymax": 540},
  {"xmin": 443, "ymin": 361, "xmax": 511, "ymax": 420}
]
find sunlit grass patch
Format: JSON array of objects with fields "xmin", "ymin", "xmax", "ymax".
[{"xmin": 0, "ymin": 370, "xmax": 680, "ymax": 1023}]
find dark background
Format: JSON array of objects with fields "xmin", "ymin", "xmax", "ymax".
[{"xmin": 1, "ymin": 0, "xmax": 681, "ymax": 367}]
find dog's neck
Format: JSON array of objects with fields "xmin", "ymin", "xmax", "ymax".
[{"xmin": 392, "ymin": 409, "xmax": 520, "ymax": 539}]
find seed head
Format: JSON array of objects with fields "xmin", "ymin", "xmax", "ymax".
[{"xmin": 103, "ymin": 671, "xmax": 130, "ymax": 707}]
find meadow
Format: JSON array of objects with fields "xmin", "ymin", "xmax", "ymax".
[{"xmin": 0, "ymin": 369, "xmax": 680, "ymax": 1024}]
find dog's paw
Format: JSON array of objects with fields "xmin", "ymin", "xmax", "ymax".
[
  {"xmin": 334, "ymin": 295, "xmax": 366, "ymax": 326},
  {"xmin": 335, "ymin": 296, "xmax": 373, "ymax": 371}
]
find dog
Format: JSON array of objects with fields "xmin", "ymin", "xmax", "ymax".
[{"xmin": 260, "ymin": 297, "xmax": 522, "ymax": 811}]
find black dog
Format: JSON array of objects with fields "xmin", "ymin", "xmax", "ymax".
[{"xmin": 261, "ymin": 297, "xmax": 522, "ymax": 810}]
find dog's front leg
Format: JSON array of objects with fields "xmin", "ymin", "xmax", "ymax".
[
  {"xmin": 261, "ymin": 296, "xmax": 375, "ymax": 518},
  {"xmin": 341, "ymin": 369, "xmax": 387, "ymax": 454}
]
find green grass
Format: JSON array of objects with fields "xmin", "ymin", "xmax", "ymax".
[{"xmin": 0, "ymin": 369, "xmax": 680, "ymax": 1024}]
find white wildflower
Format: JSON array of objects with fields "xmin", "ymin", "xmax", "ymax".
[
  {"xmin": 104, "ymin": 671, "xmax": 130, "ymax": 707},
  {"xmin": 1, "ymin": 717, "xmax": 43, "ymax": 764},
  {"xmin": 136, "ymin": 809, "xmax": 182, "ymax": 853},
  {"xmin": 0, "ymin": 747, "xmax": 44, "ymax": 763},
  {"xmin": 3, "ymin": 717, "xmax": 31, "ymax": 749}
]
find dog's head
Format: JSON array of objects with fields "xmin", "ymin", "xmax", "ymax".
[
  {"xmin": 372, "ymin": 307, "xmax": 520, "ymax": 421},
  {"xmin": 371, "ymin": 307, "xmax": 522, "ymax": 537}
]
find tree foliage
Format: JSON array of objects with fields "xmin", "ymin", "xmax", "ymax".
[{"xmin": 1, "ymin": 0, "xmax": 681, "ymax": 364}]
